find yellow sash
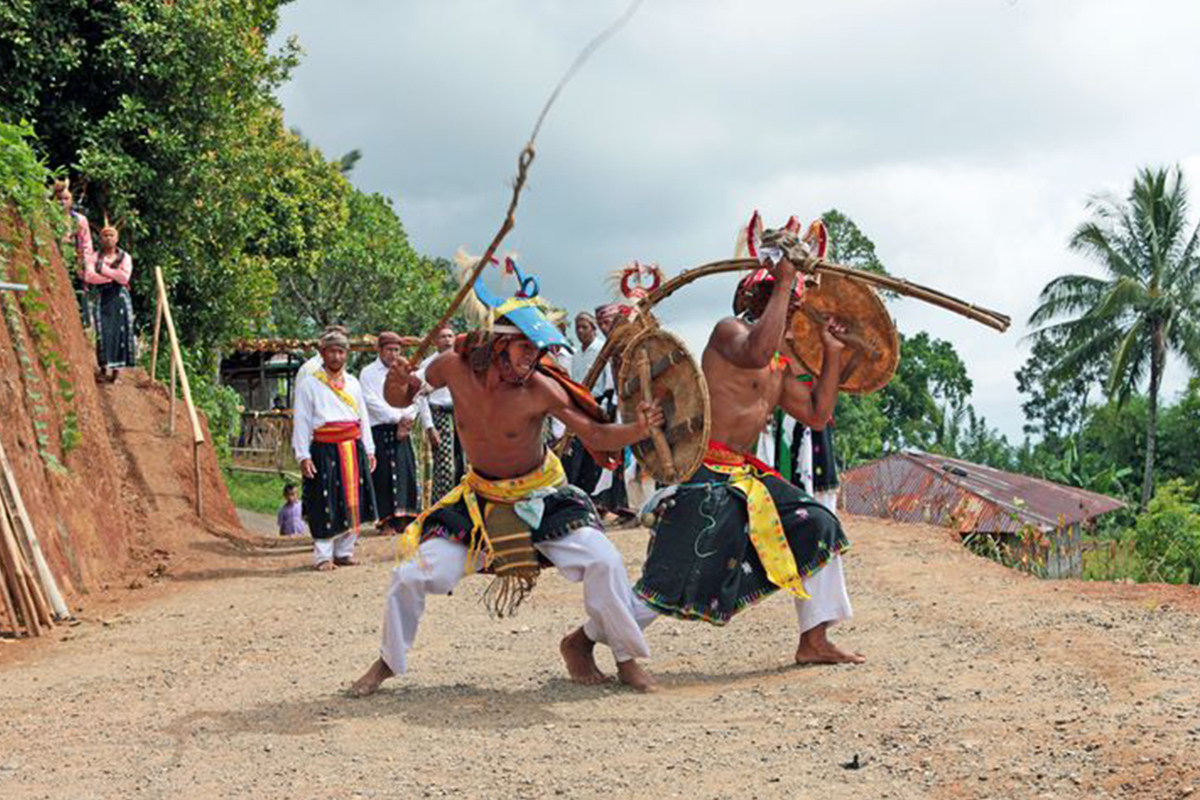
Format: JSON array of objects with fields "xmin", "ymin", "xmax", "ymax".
[
  {"xmin": 314, "ymin": 370, "xmax": 359, "ymax": 414},
  {"xmin": 703, "ymin": 456, "xmax": 810, "ymax": 601},
  {"xmin": 399, "ymin": 450, "xmax": 567, "ymax": 573}
]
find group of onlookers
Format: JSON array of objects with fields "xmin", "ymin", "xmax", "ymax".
[
  {"xmin": 53, "ymin": 180, "xmax": 135, "ymax": 382},
  {"xmin": 285, "ymin": 324, "xmax": 460, "ymax": 569}
]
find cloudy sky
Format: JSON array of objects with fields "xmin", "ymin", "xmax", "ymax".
[{"xmin": 272, "ymin": 0, "xmax": 1200, "ymax": 440}]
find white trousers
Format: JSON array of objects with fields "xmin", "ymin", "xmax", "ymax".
[
  {"xmin": 314, "ymin": 530, "xmax": 357, "ymax": 565},
  {"xmin": 630, "ymin": 553, "xmax": 853, "ymax": 637},
  {"xmin": 815, "ymin": 489, "xmax": 839, "ymax": 514},
  {"xmin": 379, "ymin": 526, "xmax": 651, "ymax": 674}
]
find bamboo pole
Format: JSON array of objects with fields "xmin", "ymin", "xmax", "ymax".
[
  {"xmin": 644, "ymin": 258, "xmax": 1011, "ymax": 332},
  {"xmin": 3, "ymin": 500, "xmax": 52, "ymax": 628},
  {"xmin": 0, "ymin": 501, "xmax": 40, "ymax": 636},
  {"xmin": 154, "ymin": 267, "xmax": 204, "ymax": 517},
  {"xmin": 194, "ymin": 441, "xmax": 203, "ymax": 519},
  {"xmin": 150, "ymin": 285, "xmax": 164, "ymax": 383},
  {"xmin": 0, "ymin": 546, "xmax": 18, "ymax": 634},
  {"xmin": 169, "ymin": 350, "xmax": 177, "ymax": 436},
  {"xmin": 0, "ymin": 438, "xmax": 69, "ymax": 619}
]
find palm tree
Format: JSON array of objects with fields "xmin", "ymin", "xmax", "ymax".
[{"xmin": 1029, "ymin": 166, "xmax": 1200, "ymax": 507}]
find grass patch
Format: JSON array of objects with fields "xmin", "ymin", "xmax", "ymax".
[
  {"xmin": 221, "ymin": 466, "xmax": 296, "ymax": 515},
  {"xmin": 1081, "ymin": 538, "xmax": 1143, "ymax": 582}
]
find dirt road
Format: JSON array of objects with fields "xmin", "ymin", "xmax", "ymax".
[{"xmin": 2, "ymin": 516, "xmax": 1198, "ymax": 800}]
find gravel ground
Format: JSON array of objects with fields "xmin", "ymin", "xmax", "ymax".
[{"xmin": 2, "ymin": 515, "xmax": 1199, "ymax": 800}]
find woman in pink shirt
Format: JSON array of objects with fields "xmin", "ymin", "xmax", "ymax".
[
  {"xmin": 52, "ymin": 180, "xmax": 96, "ymax": 327},
  {"xmin": 84, "ymin": 222, "xmax": 136, "ymax": 381}
]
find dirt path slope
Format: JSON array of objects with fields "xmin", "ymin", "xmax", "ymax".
[{"xmin": 1, "ymin": 515, "xmax": 1198, "ymax": 800}]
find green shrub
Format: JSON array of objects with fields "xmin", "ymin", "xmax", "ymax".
[
  {"xmin": 1132, "ymin": 479, "xmax": 1200, "ymax": 585},
  {"xmin": 0, "ymin": 119, "xmax": 58, "ymax": 222},
  {"xmin": 177, "ymin": 348, "xmax": 242, "ymax": 461}
]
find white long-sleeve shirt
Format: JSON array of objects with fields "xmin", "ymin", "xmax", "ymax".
[
  {"xmin": 570, "ymin": 336, "xmax": 610, "ymax": 399},
  {"xmin": 360, "ymin": 358, "xmax": 419, "ymax": 427},
  {"xmin": 291, "ymin": 370, "xmax": 374, "ymax": 461},
  {"xmin": 296, "ymin": 353, "xmax": 322, "ymax": 387}
]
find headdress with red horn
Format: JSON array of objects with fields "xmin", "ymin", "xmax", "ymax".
[{"xmin": 732, "ymin": 210, "xmax": 828, "ymax": 317}]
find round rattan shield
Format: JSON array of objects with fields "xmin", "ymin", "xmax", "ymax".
[
  {"xmin": 616, "ymin": 327, "xmax": 710, "ymax": 484},
  {"xmin": 789, "ymin": 272, "xmax": 899, "ymax": 394}
]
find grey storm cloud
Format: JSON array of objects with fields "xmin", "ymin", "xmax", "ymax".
[{"xmin": 273, "ymin": 0, "xmax": 1200, "ymax": 439}]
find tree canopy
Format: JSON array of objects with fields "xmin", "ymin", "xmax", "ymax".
[
  {"xmin": 1028, "ymin": 166, "xmax": 1200, "ymax": 506},
  {"xmin": 0, "ymin": 0, "xmax": 453, "ymax": 359}
]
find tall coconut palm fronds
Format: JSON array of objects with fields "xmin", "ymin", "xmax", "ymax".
[{"xmin": 1029, "ymin": 166, "xmax": 1200, "ymax": 507}]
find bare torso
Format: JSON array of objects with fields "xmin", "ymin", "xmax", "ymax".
[
  {"xmin": 702, "ymin": 318, "xmax": 789, "ymax": 453},
  {"xmin": 437, "ymin": 352, "xmax": 555, "ymax": 478}
]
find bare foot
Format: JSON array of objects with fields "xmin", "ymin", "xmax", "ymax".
[
  {"xmin": 559, "ymin": 627, "xmax": 609, "ymax": 686},
  {"xmin": 795, "ymin": 640, "xmax": 866, "ymax": 665},
  {"xmin": 314, "ymin": 560, "xmax": 337, "ymax": 572},
  {"xmin": 616, "ymin": 659, "xmax": 657, "ymax": 693},
  {"xmin": 795, "ymin": 626, "xmax": 866, "ymax": 665},
  {"xmin": 349, "ymin": 658, "xmax": 394, "ymax": 697},
  {"xmin": 333, "ymin": 556, "xmax": 358, "ymax": 567}
]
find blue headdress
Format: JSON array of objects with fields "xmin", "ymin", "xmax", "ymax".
[{"xmin": 466, "ymin": 254, "xmax": 571, "ymax": 353}]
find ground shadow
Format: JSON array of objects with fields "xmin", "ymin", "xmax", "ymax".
[{"xmin": 162, "ymin": 678, "xmax": 621, "ymax": 741}]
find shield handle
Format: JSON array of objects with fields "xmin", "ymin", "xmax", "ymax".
[{"xmin": 637, "ymin": 348, "xmax": 677, "ymax": 483}]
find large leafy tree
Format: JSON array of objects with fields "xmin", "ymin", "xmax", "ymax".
[
  {"xmin": 822, "ymin": 209, "xmax": 887, "ymax": 276},
  {"xmin": 1015, "ymin": 329, "xmax": 1106, "ymax": 452},
  {"xmin": 271, "ymin": 188, "xmax": 455, "ymax": 337},
  {"xmin": 880, "ymin": 331, "xmax": 974, "ymax": 451},
  {"xmin": 0, "ymin": 0, "xmax": 301, "ymax": 352},
  {"xmin": 1029, "ymin": 166, "xmax": 1200, "ymax": 507}
]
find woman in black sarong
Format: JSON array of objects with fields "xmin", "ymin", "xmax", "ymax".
[{"xmin": 84, "ymin": 223, "xmax": 136, "ymax": 382}]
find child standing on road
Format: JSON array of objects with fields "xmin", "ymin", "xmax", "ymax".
[{"xmin": 277, "ymin": 484, "xmax": 306, "ymax": 537}]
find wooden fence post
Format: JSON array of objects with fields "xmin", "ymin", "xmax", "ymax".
[{"xmin": 153, "ymin": 266, "xmax": 206, "ymax": 516}]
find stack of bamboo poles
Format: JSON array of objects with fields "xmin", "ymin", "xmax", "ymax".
[{"xmin": 0, "ymin": 437, "xmax": 69, "ymax": 638}]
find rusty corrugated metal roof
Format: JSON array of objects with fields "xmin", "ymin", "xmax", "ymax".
[{"xmin": 840, "ymin": 451, "xmax": 1126, "ymax": 534}]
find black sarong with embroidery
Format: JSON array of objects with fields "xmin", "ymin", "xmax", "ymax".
[
  {"xmin": 635, "ymin": 465, "xmax": 848, "ymax": 625},
  {"xmin": 90, "ymin": 282, "xmax": 136, "ymax": 369},
  {"xmin": 370, "ymin": 424, "xmax": 419, "ymax": 524},
  {"xmin": 302, "ymin": 438, "xmax": 378, "ymax": 540}
]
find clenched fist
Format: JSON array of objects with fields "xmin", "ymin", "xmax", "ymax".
[{"xmin": 635, "ymin": 399, "xmax": 665, "ymax": 436}]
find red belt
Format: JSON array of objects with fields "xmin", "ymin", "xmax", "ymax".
[
  {"xmin": 703, "ymin": 439, "xmax": 782, "ymax": 479},
  {"xmin": 314, "ymin": 421, "xmax": 360, "ymax": 444}
]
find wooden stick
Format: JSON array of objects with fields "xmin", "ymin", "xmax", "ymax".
[
  {"xmin": 155, "ymin": 267, "xmax": 205, "ymax": 446},
  {"xmin": 409, "ymin": 146, "xmax": 535, "ymax": 365},
  {"xmin": 0, "ymin": 501, "xmax": 40, "ymax": 636},
  {"xmin": 637, "ymin": 348, "xmax": 676, "ymax": 482},
  {"xmin": 0, "ymin": 542, "xmax": 18, "ymax": 634},
  {"xmin": 3, "ymin": 500, "xmax": 52, "ymax": 628},
  {"xmin": 644, "ymin": 258, "xmax": 1012, "ymax": 332},
  {"xmin": 0, "ymin": 438, "xmax": 69, "ymax": 619},
  {"xmin": 169, "ymin": 349, "xmax": 177, "ymax": 436},
  {"xmin": 194, "ymin": 441, "xmax": 203, "ymax": 518},
  {"xmin": 150, "ymin": 285, "xmax": 164, "ymax": 383},
  {"xmin": 409, "ymin": 0, "xmax": 645, "ymax": 363}
]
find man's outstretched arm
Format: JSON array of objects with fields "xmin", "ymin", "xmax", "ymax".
[{"xmin": 540, "ymin": 374, "xmax": 662, "ymax": 452}]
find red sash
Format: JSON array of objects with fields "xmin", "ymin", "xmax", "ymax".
[
  {"xmin": 313, "ymin": 422, "xmax": 363, "ymax": 534},
  {"xmin": 703, "ymin": 439, "xmax": 782, "ymax": 479},
  {"xmin": 314, "ymin": 421, "xmax": 361, "ymax": 443}
]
